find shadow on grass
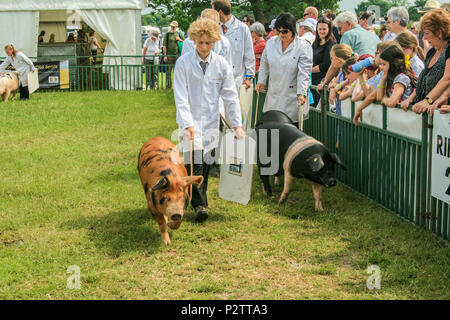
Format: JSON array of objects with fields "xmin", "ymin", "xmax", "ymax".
[{"xmin": 63, "ymin": 208, "xmax": 163, "ymax": 257}]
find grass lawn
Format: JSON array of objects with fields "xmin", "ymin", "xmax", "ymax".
[{"xmin": 0, "ymin": 90, "xmax": 448, "ymax": 300}]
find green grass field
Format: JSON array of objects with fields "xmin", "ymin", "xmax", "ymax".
[{"xmin": 0, "ymin": 91, "xmax": 448, "ymax": 300}]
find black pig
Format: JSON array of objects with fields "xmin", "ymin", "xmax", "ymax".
[{"xmin": 255, "ymin": 111, "xmax": 346, "ymax": 211}]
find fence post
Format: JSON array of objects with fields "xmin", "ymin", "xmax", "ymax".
[
  {"xmin": 321, "ymin": 86, "xmax": 328, "ymax": 146},
  {"xmin": 419, "ymin": 113, "xmax": 429, "ymax": 227}
]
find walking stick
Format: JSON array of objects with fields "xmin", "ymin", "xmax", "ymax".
[
  {"xmin": 299, "ymin": 100, "xmax": 304, "ymax": 131},
  {"xmin": 189, "ymin": 138, "xmax": 193, "ymax": 202},
  {"xmin": 254, "ymin": 91, "xmax": 260, "ymax": 128}
]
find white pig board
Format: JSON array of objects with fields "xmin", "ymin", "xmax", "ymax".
[
  {"xmin": 239, "ymin": 84, "xmax": 254, "ymax": 131},
  {"xmin": 27, "ymin": 69, "xmax": 39, "ymax": 94},
  {"xmin": 218, "ymin": 131, "xmax": 257, "ymax": 205}
]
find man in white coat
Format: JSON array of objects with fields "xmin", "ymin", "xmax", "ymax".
[
  {"xmin": 212, "ymin": 0, "xmax": 256, "ymax": 93},
  {"xmin": 174, "ymin": 18, "xmax": 244, "ymax": 222}
]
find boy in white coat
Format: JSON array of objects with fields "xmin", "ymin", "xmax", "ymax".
[{"xmin": 174, "ymin": 18, "xmax": 244, "ymax": 222}]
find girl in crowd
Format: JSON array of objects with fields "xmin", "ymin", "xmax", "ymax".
[
  {"xmin": 352, "ymin": 41, "xmax": 401, "ymax": 125},
  {"xmin": 311, "ymin": 16, "xmax": 336, "ymax": 107},
  {"xmin": 325, "ymin": 44, "xmax": 357, "ymax": 114},
  {"xmin": 0, "ymin": 44, "xmax": 36, "ymax": 100},
  {"xmin": 395, "ymin": 31, "xmax": 425, "ymax": 77},
  {"xmin": 376, "ymin": 45, "xmax": 417, "ymax": 108},
  {"xmin": 339, "ymin": 54, "xmax": 377, "ymax": 102}
]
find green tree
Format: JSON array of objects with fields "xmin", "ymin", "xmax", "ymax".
[
  {"xmin": 148, "ymin": 0, "xmax": 338, "ymax": 30},
  {"xmin": 408, "ymin": 0, "xmax": 427, "ymax": 22},
  {"xmin": 355, "ymin": 0, "xmax": 408, "ymax": 19}
]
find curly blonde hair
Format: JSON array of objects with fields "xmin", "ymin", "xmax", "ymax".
[
  {"xmin": 188, "ymin": 18, "xmax": 221, "ymax": 43},
  {"xmin": 420, "ymin": 8, "xmax": 450, "ymax": 41}
]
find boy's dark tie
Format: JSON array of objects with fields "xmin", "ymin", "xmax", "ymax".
[{"xmin": 199, "ymin": 61, "xmax": 208, "ymax": 74}]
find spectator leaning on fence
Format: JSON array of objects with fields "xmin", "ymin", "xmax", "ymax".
[
  {"xmin": 376, "ymin": 45, "xmax": 417, "ymax": 108},
  {"xmin": 395, "ymin": 31, "xmax": 425, "ymax": 77},
  {"xmin": 311, "ymin": 16, "xmax": 336, "ymax": 107},
  {"xmin": 316, "ymin": 11, "xmax": 380, "ymax": 95},
  {"xmin": 181, "ymin": 9, "xmax": 232, "ymax": 66},
  {"xmin": 0, "ymin": 44, "xmax": 36, "ymax": 100},
  {"xmin": 401, "ymin": 8, "xmax": 450, "ymax": 115},
  {"xmin": 249, "ymin": 22, "xmax": 266, "ymax": 72},
  {"xmin": 212, "ymin": 0, "xmax": 256, "ymax": 92},
  {"xmin": 344, "ymin": 54, "xmax": 378, "ymax": 102},
  {"xmin": 352, "ymin": 41, "xmax": 400, "ymax": 125},
  {"xmin": 174, "ymin": 18, "xmax": 243, "ymax": 222},
  {"xmin": 256, "ymin": 12, "xmax": 313, "ymax": 125}
]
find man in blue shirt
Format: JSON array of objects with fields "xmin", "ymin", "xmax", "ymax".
[{"xmin": 336, "ymin": 11, "xmax": 380, "ymax": 56}]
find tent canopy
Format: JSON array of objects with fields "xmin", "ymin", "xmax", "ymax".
[
  {"xmin": 0, "ymin": 0, "xmax": 146, "ymax": 11},
  {"xmin": 0, "ymin": 0, "xmax": 147, "ymax": 89}
]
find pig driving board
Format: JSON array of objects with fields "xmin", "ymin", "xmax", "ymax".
[{"xmin": 218, "ymin": 130, "xmax": 256, "ymax": 205}]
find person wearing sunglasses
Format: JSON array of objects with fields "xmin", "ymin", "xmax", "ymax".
[
  {"xmin": 303, "ymin": 6, "xmax": 318, "ymax": 22},
  {"xmin": 256, "ymin": 12, "xmax": 313, "ymax": 126}
]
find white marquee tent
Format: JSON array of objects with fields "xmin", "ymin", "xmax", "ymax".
[{"xmin": 0, "ymin": 0, "xmax": 147, "ymax": 89}]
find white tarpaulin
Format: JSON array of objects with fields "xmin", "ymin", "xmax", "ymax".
[
  {"xmin": 0, "ymin": 11, "xmax": 39, "ymax": 58},
  {"xmin": 79, "ymin": 9, "xmax": 140, "ymax": 89},
  {"xmin": 431, "ymin": 111, "xmax": 450, "ymax": 203},
  {"xmin": 0, "ymin": 0, "xmax": 145, "ymax": 11}
]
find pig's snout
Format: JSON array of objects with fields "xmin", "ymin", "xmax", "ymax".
[{"xmin": 170, "ymin": 214, "xmax": 182, "ymax": 222}]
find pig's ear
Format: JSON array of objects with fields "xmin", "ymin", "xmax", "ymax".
[
  {"xmin": 307, "ymin": 154, "xmax": 325, "ymax": 172},
  {"xmin": 330, "ymin": 153, "xmax": 347, "ymax": 170},
  {"xmin": 152, "ymin": 176, "xmax": 170, "ymax": 191},
  {"xmin": 182, "ymin": 176, "xmax": 204, "ymax": 187}
]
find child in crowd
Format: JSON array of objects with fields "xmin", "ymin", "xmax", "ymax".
[
  {"xmin": 352, "ymin": 41, "xmax": 402, "ymax": 125},
  {"xmin": 376, "ymin": 45, "xmax": 417, "ymax": 108},
  {"xmin": 395, "ymin": 31, "xmax": 425, "ymax": 77},
  {"xmin": 174, "ymin": 18, "xmax": 244, "ymax": 222},
  {"xmin": 338, "ymin": 54, "xmax": 377, "ymax": 102}
]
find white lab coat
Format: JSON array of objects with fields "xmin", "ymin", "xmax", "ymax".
[
  {"xmin": 174, "ymin": 50, "xmax": 242, "ymax": 153},
  {"xmin": 181, "ymin": 37, "xmax": 233, "ymax": 116},
  {"xmin": 0, "ymin": 52, "xmax": 35, "ymax": 86},
  {"xmin": 258, "ymin": 36, "xmax": 313, "ymax": 123},
  {"xmin": 221, "ymin": 15, "xmax": 256, "ymax": 90},
  {"xmin": 181, "ymin": 37, "xmax": 232, "ymax": 65}
]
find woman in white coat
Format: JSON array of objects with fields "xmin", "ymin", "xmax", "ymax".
[
  {"xmin": 0, "ymin": 45, "xmax": 36, "ymax": 100},
  {"xmin": 174, "ymin": 18, "xmax": 244, "ymax": 222},
  {"xmin": 256, "ymin": 13, "xmax": 313, "ymax": 125}
]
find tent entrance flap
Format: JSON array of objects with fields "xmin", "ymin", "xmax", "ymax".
[{"xmin": 80, "ymin": 9, "xmax": 141, "ymax": 90}]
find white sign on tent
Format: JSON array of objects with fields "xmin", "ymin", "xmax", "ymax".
[{"xmin": 431, "ymin": 111, "xmax": 450, "ymax": 203}]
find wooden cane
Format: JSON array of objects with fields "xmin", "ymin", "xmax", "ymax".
[
  {"xmin": 254, "ymin": 90, "xmax": 260, "ymax": 128},
  {"xmin": 189, "ymin": 138, "xmax": 193, "ymax": 202}
]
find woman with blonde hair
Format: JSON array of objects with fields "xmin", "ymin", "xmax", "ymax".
[
  {"xmin": 174, "ymin": 18, "xmax": 243, "ymax": 222},
  {"xmin": 395, "ymin": 31, "xmax": 425, "ymax": 77},
  {"xmin": 0, "ymin": 44, "xmax": 36, "ymax": 100}
]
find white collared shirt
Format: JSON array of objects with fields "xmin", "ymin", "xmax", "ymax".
[
  {"xmin": 220, "ymin": 15, "xmax": 256, "ymax": 88},
  {"xmin": 0, "ymin": 52, "xmax": 35, "ymax": 86},
  {"xmin": 143, "ymin": 37, "xmax": 161, "ymax": 58},
  {"xmin": 258, "ymin": 36, "xmax": 313, "ymax": 122},
  {"xmin": 181, "ymin": 36, "xmax": 232, "ymax": 65},
  {"xmin": 174, "ymin": 50, "xmax": 241, "ymax": 153}
]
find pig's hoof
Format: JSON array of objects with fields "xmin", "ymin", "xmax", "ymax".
[
  {"xmin": 315, "ymin": 204, "xmax": 324, "ymax": 212},
  {"xmin": 279, "ymin": 194, "xmax": 287, "ymax": 204},
  {"xmin": 161, "ymin": 234, "xmax": 171, "ymax": 245}
]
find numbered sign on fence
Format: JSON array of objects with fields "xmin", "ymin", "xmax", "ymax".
[{"xmin": 431, "ymin": 111, "xmax": 450, "ymax": 203}]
